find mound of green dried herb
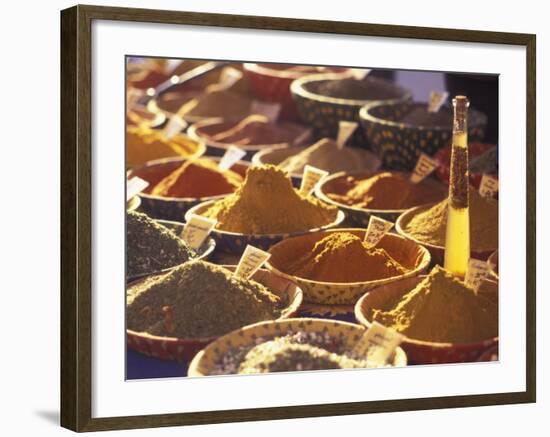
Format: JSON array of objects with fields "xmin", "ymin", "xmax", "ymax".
[
  {"xmin": 126, "ymin": 260, "xmax": 286, "ymax": 338},
  {"xmin": 126, "ymin": 211, "xmax": 194, "ymax": 279}
]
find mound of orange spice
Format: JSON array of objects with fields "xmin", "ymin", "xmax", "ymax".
[{"xmin": 283, "ymin": 232, "xmax": 408, "ymax": 283}]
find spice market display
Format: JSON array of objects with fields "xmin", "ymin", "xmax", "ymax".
[{"xmin": 125, "ymin": 58, "xmax": 499, "ymax": 379}]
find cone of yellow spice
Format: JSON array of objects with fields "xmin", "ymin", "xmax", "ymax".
[{"xmin": 202, "ymin": 165, "xmax": 338, "ymax": 234}]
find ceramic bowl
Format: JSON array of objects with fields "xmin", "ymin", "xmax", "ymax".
[
  {"xmin": 488, "ymin": 250, "xmax": 499, "ymax": 280},
  {"xmin": 126, "ymin": 266, "xmax": 303, "ymax": 362},
  {"xmin": 291, "ymin": 75, "xmax": 411, "ymax": 147},
  {"xmin": 185, "ymin": 200, "xmax": 345, "ymax": 254},
  {"xmin": 395, "ymin": 204, "xmax": 497, "ymax": 266},
  {"xmin": 126, "ymin": 219, "xmax": 216, "ymax": 284},
  {"xmin": 187, "ymin": 117, "xmax": 312, "ymax": 161},
  {"xmin": 359, "ymin": 101, "xmax": 487, "ymax": 170},
  {"xmin": 128, "ymin": 156, "xmax": 250, "ymax": 222},
  {"xmin": 315, "ymin": 170, "xmax": 447, "ymax": 227},
  {"xmin": 126, "ymin": 195, "xmax": 142, "ymax": 212},
  {"xmin": 243, "ymin": 63, "xmax": 351, "ymax": 121},
  {"xmin": 354, "ymin": 275, "xmax": 499, "ymax": 364},
  {"xmin": 266, "ymin": 229, "xmax": 431, "ymax": 305},
  {"xmin": 251, "ymin": 145, "xmax": 382, "ymax": 188},
  {"xmin": 188, "ymin": 317, "xmax": 407, "ymax": 376}
]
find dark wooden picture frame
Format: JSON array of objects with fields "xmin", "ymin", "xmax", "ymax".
[{"xmin": 60, "ymin": 4, "xmax": 536, "ymax": 432}]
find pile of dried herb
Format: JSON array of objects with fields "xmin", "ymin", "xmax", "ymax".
[
  {"xmin": 126, "ymin": 211, "xmax": 194, "ymax": 279},
  {"xmin": 126, "ymin": 260, "xmax": 286, "ymax": 338}
]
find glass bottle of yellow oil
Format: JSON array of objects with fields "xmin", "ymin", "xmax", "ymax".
[{"xmin": 444, "ymin": 96, "xmax": 470, "ymax": 277}]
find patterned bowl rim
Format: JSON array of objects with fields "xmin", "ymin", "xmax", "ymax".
[
  {"xmin": 487, "ymin": 250, "xmax": 499, "ymax": 280},
  {"xmin": 243, "ymin": 63, "xmax": 352, "ymax": 80},
  {"xmin": 252, "ymin": 146, "xmax": 382, "ymax": 180},
  {"xmin": 315, "ymin": 170, "xmax": 446, "ymax": 216},
  {"xmin": 185, "ymin": 199, "xmax": 346, "ymax": 239},
  {"xmin": 265, "ymin": 228, "xmax": 432, "ymax": 288},
  {"xmin": 125, "ymin": 218, "xmax": 216, "ymax": 283},
  {"xmin": 127, "ymin": 265, "xmax": 304, "ymax": 345},
  {"xmin": 127, "ymin": 155, "xmax": 250, "ymax": 203},
  {"xmin": 358, "ymin": 100, "xmax": 488, "ymax": 132},
  {"xmin": 395, "ymin": 204, "xmax": 498, "ymax": 255},
  {"xmin": 187, "ymin": 117, "xmax": 310, "ymax": 153},
  {"xmin": 188, "ymin": 317, "xmax": 408, "ymax": 376},
  {"xmin": 354, "ymin": 275, "xmax": 499, "ymax": 349},
  {"xmin": 290, "ymin": 74, "xmax": 412, "ymax": 107}
]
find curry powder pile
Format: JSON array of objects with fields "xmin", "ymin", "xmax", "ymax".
[{"xmin": 203, "ymin": 165, "xmax": 337, "ymax": 234}]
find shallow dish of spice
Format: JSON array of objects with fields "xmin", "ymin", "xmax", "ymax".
[
  {"xmin": 316, "ymin": 170, "xmax": 447, "ymax": 226},
  {"xmin": 355, "ymin": 267, "xmax": 499, "ymax": 364},
  {"xmin": 395, "ymin": 185, "xmax": 498, "ymax": 264},
  {"xmin": 266, "ymin": 229, "xmax": 431, "ymax": 305},
  {"xmin": 185, "ymin": 165, "xmax": 345, "ymax": 252},
  {"xmin": 188, "ymin": 318, "xmax": 407, "ymax": 376},
  {"xmin": 188, "ymin": 115, "xmax": 312, "ymax": 160},
  {"xmin": 128, "ymin": 156, "xmax": 249, "ymax": 221},
  {"xmin": 126, "ymin": 211, "xmax": 215, "ymax": 283},
  {"xmin": 126, "ymin": 261, "xmax": 303, "ymax": 362}
]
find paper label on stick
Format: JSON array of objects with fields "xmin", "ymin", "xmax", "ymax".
[
  {"xmin": 181, "ymin": 214, "xmax": 217, "ymax": 250},
  {"xmin": 465, "ymin": 258, "xmax": 490, "ymax": 292},
  {"xmin": 428, "ymin": 91, "xmax": 449, "ymax": 113},
  {"xmin": 410, "ymin": 153, "xmax": 439, "ymax": 183},
  {"xmin": 251, "ymin": 101, "xmax": 281, "ymax": 123},
  {"xmin": 336, "ymin": 121, "xmax": 358, "ymax": 149},
  {"xmin": 364, "ymin": 215, "xmax": 394, "ymax": 248},
  {"xmin": 218, "ymin": 145, "xmax": 246, "ymax": 171},
  {"xmin": 299, "ymin": 165, "xmax": 329, "ymax": 196},
  {"xmin": 479, "ymin": 174, "xmax": 499, "ymax": 198},
  {"xmin": 234, "ymin": 245, "xmax": 271, "ymax": 279},
  {"xmin": 353, "ymin": 321, "xmax": 404, "ymax": 365},
  {"xmin": 219, "ymin": 66, "xmax": 243, "ymax": 89},
  {"xmin": 350, "ymin": 68, "xmax": 371, "ymax": 80},
  {"xmin": 162, "ymin": 115, "xmax": 186, "ymax": 139},
  {"xmin": 126, "ymin": 176, "xmax": 149, "ymax": 201}
]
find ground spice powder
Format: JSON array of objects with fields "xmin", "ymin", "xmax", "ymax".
[
  {"xmin": 403, "ymin": 186, "xmax": 498, "ymax": 251},
  {"xmin": 203, "ymin": 165, "xmax": 337, "ymax": 234},
  {"xmin": 150, "ymin": 158, "xmax": 243, "ymax": 198},
  {"xmin": 368, "ymin": 266, "xmax": 498, "ymax": 343},
  {"xmin": 126, "ymin": 260, "xmax": 285, "ymax": 338},
  {"xmin": 284, "ymin": 232, "xmax": 408, "ymax": 282}
]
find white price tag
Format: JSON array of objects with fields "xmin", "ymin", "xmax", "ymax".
[
  {"xmin": 234, "ymin": 245, "xmax": 271, "ymax": 279},
  {"xmin": 219, "ymin": 66, "xmax": 243, "ymax": 89},
  {"xmin": 410, "ymin": 153, "xmax": 439, "ymax": 183},
  {"xmin": 350, "ymin": 68, "xmax": 371, "ymax": 80},
  {"xmin": 336, "ymin": 121, "xmax": 358, "ymax": 149},
  {"xmin": 126, "ymin": 176, "xmax": 149, "ymax": 201},
  {"xmin": 353, "ymin": 321, "xmax": 404, "ymax": 365},
  {"xmin": 162, "ymin": 115, "xmax": 186, "ymax": 139},
  {"xmin": 464, "ymin": 258, "xmax": 490, "ymax": 292},
  {"xmin": 479, "ymin": 174, "xmax": 499, "ymax": 198},
  {"xmin": 181, "ymin": 214, "xmax": 217, "ymax": 250},
  {"xmin": 218, "ymin": 145, "xmax": 247, "ymax": 171},
  {"xmin": 364, "ymin": 215, "xmax": 394, "ymax": 248},
  {"xmin": 428, "ymin": 91, "xmax": 449, "ymax": 113},
  {"xmin": 299, "ymin": 165, "xmax": 329, "ymax": 196},
  {"xmin": 251, "ymin": 100, "xmax": 281, "ymax": 123}
]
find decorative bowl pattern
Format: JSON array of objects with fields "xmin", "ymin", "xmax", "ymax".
[
  {"xmin": 395, "ymin": 204, "xmax": 497, "ymax": 266},
  {"xmin": 359, "ymin": 101, "xmax": 487, "ymax": 171},
  {"xmin": 185, "ymin": 200, "xmax": 346, "ymax": 254},
  {"xmin": 187, "ymin": 117, "xmax": 312, "ymax": 161},
  {"xmin": 266, "ymin": 229, "xmax": 431, "ymax": 305},
  {"xmin": 243, "ymin": 63, "xmax": 350, "ymax": 121},
  {"xmin": 354, "ymin": 276, "xmax": 499, "ymax": 364},
  {"xmin": 125, "ymin": 219, "xmax": 216, "ymax": 284},
  {"xmin": 315, "ymin": 170, "xmax": 446, "ymax": 227},
  {"xmin": 291, "ymin": 75, "xmax": 411, "ymax": 147},
  {"xmin": 127, "ymin": 266, "xmax": 303, "ymax": 362},
  {"xmin": 188, "ymin": 318, "xmax": 407, "ymax": 376},
  {"xmin": 128, "ymin": 156, "xmax": 250, "ymax": 222}
]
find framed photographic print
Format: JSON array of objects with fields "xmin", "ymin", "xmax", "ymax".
[{"xmin": 60, "ymin": 4, "xmax": 536, "ymax": 432}]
